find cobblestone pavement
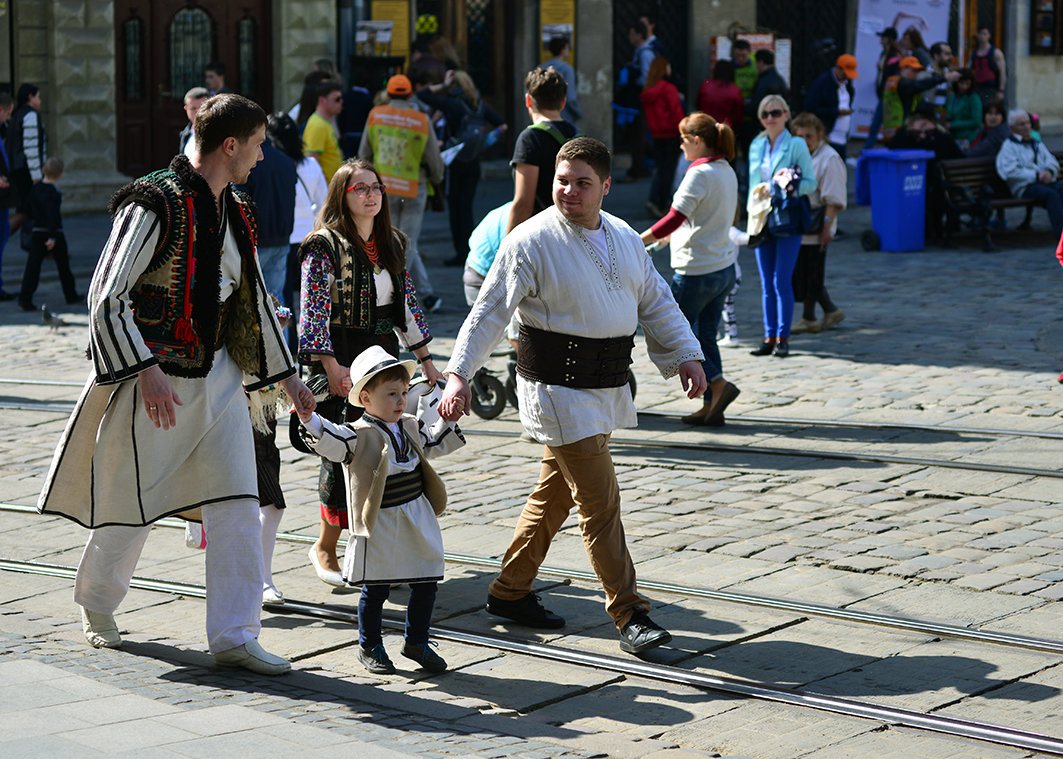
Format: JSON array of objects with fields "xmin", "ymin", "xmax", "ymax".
[{"xmin": 3, "ymin": 157, "xmax": 1063, "ymax": 758}]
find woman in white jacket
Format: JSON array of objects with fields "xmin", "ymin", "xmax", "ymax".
[{"xmin": 266, "ymin": 113, "xmax": 328, "ymax": 336}]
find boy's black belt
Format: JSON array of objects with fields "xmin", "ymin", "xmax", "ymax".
[{"xmin": 516, "ymin": 324, "xmax": 634, "ymax": 389}]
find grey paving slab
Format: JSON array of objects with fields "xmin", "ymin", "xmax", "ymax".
[
  {"xmin": 811, "ymin": 636, "xmax": 1063, "ymax": 712},
  {"xmin": 936, "ymin": 660, "xmax": 1063, "ymax": 736}
]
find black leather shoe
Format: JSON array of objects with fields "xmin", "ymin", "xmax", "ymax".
[
  {"xmin": 0, "ymin": 290, "xmax": 13, "ymax": 301},
  {"xmin": 358, "ymin": 643, "xmax": 396, "ymax": 674},
  {"xmin": 619, "ymin": 612, "xmax": 672, "ymax": 654},
  {"xmin": 773, "ymin": 342, "xmax": 790, "ymax": 358},
  {"xmin": 402, "ymin": 640, "xmax": 447, "ymax": 672},
  {"xmin": 486, "ymin": 592, "xmax": 565, "ymax": 628},
  {"xmin": 749, "ymin": 341, "xmax": 775, "ymax": 356},
  {"xmin": 18, "ymin": 300, "xmax": 35, "ymax": 312}
]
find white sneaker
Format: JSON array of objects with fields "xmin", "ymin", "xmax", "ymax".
[
  {"xmin": 308, "ymin": 546, "xmax": 345, "ymax": 587},
  {"xmin": 262, "ymin": 584, "xmax": 284, "ymax": 605},
  {"xmin": 214, "ymin": 638, "xmax": 290, "ymax": 675},
  {"xmin": 717, "ymin": 335, "xmax": 741, "ymax": 348},
  {"xmin": 790, "ymin": 318, "xmax": 822, "ymax": 334},
  {"xmin": 81, "ymin": 607, "xmax": 121, "ymax": 649}
]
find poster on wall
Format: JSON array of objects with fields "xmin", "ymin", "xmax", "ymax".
[
  {"xmin": 851, "ymin": 0, "xmax": 952, "ymax": 140},
  {"xmin": 540, "ymin": 0, "xmax": 576, "ymax": 64},
  {"xmin": 372, "ymin": 0, "xmax": 410, "ymax": 62}
]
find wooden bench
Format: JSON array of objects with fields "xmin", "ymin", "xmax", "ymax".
[{"xmin": 938, "ymin": 151, "xmax": 1063, "ymax": 251}]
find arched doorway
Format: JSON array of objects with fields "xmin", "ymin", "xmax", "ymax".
[{"xmin": 115, "ymin": 0, "xmax": 273, "ymax": 176}]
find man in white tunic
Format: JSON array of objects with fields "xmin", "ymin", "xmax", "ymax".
[
  {"xmin": 37, "ymin": 95, "xmax": 315, "ymax": 675},
  {"xmin": 440, "ymin": 137, "xmax": 706, "ymax": 655}
]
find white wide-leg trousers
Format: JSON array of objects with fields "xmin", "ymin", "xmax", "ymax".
[{"xmin": 74, "ymin": 499, "xmax": 263, "ymax": 653}]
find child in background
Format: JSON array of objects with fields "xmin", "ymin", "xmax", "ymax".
[
  {"xmin": 295, "ymin": 345, "xmax": 465, "ymax": 675},
  {"xmin": 718, "ymin": 226, "xmax": 747, "ymax": 348},
  {"xmin": 19, "ymin": 156, "xmax": 79, "ymax": 311}
]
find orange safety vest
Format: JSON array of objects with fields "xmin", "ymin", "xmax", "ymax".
[{"xmin": 365, "ymin": 105, "xmax": 431, "ymax": 199}]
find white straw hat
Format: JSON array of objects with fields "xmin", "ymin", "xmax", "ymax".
[{"xmin": 347, "ymin": 345, "xmax": 417, "ymax": 407}]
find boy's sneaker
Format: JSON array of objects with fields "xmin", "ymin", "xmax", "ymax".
[
  {"xmin": 486, "ymin": 592, "xmax": 565, "ymax": 628},
  {"xmin": 717, "ymin": 334, "xmax": 740, "ymax": 348},
  {"xmin": 358, "ymin": 643, "xmax": 396, "ymax": 674},
  {"xmin": 402, "ymin": 640, "xmax": 447, "ymax": 672}
]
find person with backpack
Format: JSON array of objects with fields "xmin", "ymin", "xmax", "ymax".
[
  {"xmin": 506, "ymin": 67, "xmax": 580, "ymax": 235},
  {"xmin": 417, "ymin": 69, "xmax": 506, "ymax": 266}
]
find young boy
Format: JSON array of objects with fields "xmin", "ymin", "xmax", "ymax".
[
  {"xmin": 19, "ymin": 156, "xmax": 79, "ymax": 311},
  {"xmin": 296, "ymin": 345, "xmax": 465, "ymax": 674}
]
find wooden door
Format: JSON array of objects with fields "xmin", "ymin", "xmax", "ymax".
[{"xmin": 115, "ymin": 0, "xmax": 273, "ymax": 176}]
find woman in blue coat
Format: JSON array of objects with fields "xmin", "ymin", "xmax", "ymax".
[{"xmin": 747, "ymin": 94, "xmax": 816, "ymax": 357}]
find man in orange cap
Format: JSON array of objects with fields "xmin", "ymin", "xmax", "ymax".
[
  {"xmin": 804, "ymin": 53, "xmax": 859, "ymax": 158},
  {"xmin": 358, "ymin": 73, "xmax": 445, "ymax": 311},
  {"xmin": 897, "ymin": 55, "xmax": 958, "ymax": 117}
]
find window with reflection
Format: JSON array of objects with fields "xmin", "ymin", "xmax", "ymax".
[
  {"xmin": 170, "ymin": 8, "xmax": 214, "ymax": 100},
  {"xmin": 123, "ymin": 16, "xmax": 145, "ymax": 101},
  {"xmin": 239, "ymin": 16, "xmax": 256, "ymax": 97}
]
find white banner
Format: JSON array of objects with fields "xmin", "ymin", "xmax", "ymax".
[{"xmin": 852, "ymin": 0, "xmax": 952, "ymax": 140}]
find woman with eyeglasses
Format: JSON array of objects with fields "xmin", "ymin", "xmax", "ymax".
[
  {"xmin": 747, "ymin": 95, "xmax": 816, "ymax": 358},
  {"xmin": 297, "ymin": 158, "xmax": 441, "ymax": 586}
]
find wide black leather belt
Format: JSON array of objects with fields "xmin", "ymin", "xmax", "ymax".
[{"xmin": 516, "ymin": 324, "xmax": 634, "ymax": 389}]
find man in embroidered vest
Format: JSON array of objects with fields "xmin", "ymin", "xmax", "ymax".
[
  {"xmin": 440, "ymin": 137, "xmax": 706, "ymax": 656},
  {"xmin": 358, "ymin": 74, "xmax": 445, "ymax": 311},
  {"xmin": 37, "ymin": 94, "xmax": 315, "ymax": 675}
]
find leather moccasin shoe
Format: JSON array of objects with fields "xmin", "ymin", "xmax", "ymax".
[
  {"xmin": 619, "ymin": 612, "xmax": 672, "ymax": 654},
  {"xmin": 703, "ymin": 381, "xmax": 740, "ymax": 426},
  {"xmin": 486, "ymin": 592, "xmax": 565, "ymax": 628},
  {"xmin": 773, "ymin": 342, "xmax": 790, "ymax": 358},
  {"xmin": 81, "ymin": 607, "xmax": 122, "ymax": 649},
  {"xmin": 308, "ymin": 546, "xmax": 345, "ymax": 587},
  {"xmin": 402, "ymin": 641, "xmax": 447, "ymax": 673},
  {"xmin": 749, "ymin": 341, "xmax": 775, "ymax": 356},
  {"xmin": 214, "ymin": 638, "xmax": 290, "ymax": 675}
]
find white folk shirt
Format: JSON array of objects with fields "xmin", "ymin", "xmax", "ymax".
[
  {"xmin": 446, "ymin": 206, "xmax": 703, "ymax": 446},
  {"xmin": 828, "ymin": 77, "xmax": 852, "ymax": 146}
]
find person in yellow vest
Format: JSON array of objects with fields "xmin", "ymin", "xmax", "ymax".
[
  {"xmin": 303, "ymin": 80, "xmax": 345, "ymax": 181},
  {"xmin": 358, "ymin": 75, "xmax": 445, "ymax": 312}
]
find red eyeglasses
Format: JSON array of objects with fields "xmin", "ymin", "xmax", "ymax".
[{"xmin": 346, "ymin": 183, "xmax": 386, "ymax": 197}]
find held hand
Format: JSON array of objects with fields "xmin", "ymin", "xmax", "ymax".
[
  {"xmin": 420, "ymin": 359, "xmax": 443, "ymax": 387},
  {"xmin": 139, "ymin": 365, "xmax": 183, "ymax": 430},
  {"xmin": 325, "ymin": 362, "xmax": 352, "ymax": 398},
  {"xmin": 282, "ymin": 375, "xmax": 316, "ymax": 421},
  {"xmin": 438, "ymin": 374, "xmax": 471, "ymax": 421},
  {"xmin": 677, "ymin": 360, "xmax": 707, "ymax": 400},
  {"xmin": 45, "ymin": 239, "xmax": 56, "ymax": 251},
  {"xmin": 0, "ymin": 176, "xmax": 8, "ymax": 188},
  {"xmin": 818, "ymin": 226, "xmax": 834, "ymax": 247}
]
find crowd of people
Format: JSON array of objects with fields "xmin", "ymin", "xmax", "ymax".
[{"xmin": 9, "ymin": 17, "xmax": 1063, "ymax": 684}]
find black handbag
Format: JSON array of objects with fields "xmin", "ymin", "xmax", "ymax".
[
  {"xmin": 766, "ymin": 182, "xmax": 812, "ymax": 239},
  {"xmin": 804, "ymin": 206, "xmax": 827, "ymax": 236}
]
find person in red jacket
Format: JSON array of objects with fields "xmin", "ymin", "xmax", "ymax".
[
  {"xmin": 697, "ymin": 59, "xmax": 745, "ymax": 129},
  {"xmin": 641, "ymin": 56, "xmax": 685, "ymax": 217}
]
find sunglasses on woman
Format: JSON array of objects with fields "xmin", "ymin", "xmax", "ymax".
[
  {"xmin": 761, "ymin": 109, "xmax": 786, "ymax": 120},
  {"xmin": 346, "ymin": 182, "xmax": 386, "ymax": 197}
]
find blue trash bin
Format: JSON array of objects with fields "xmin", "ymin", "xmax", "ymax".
[{"xmin": 863, "ymin": 148, "xmax": 935, "ymax": 252}]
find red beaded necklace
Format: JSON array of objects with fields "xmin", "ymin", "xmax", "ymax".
[{"xmin": 361, "ymin": 236, "xmax": 381, "ymax": 274}]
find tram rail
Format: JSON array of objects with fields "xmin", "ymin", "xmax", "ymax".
[
  {"xmin": 2, "ymin": 395, "xmax": 1062, "ymax": 479},
  {"xmin": 1, "ymin": 556, "xmax": 1062, "ymax": 757},
  {"xmin": 3, "ymin": 501, "xmax": 1062, "ymax": 656}
]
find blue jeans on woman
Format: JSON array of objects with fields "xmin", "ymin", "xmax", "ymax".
[
  {"xmin": 670, "ymin": 264, "xmax": 736, "ymax": 394},
  {"xmin": 755, "ymin": 235, "xmax": 802, "ymax": 338},
  {"xmin": 358, "ymin": 581, "xmax": 437, "ymax": 648}
]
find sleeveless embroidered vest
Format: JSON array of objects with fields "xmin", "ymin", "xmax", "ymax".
[{"xmin": 107, "ymin": 155, "xmax": 264, "ymax": 379}]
